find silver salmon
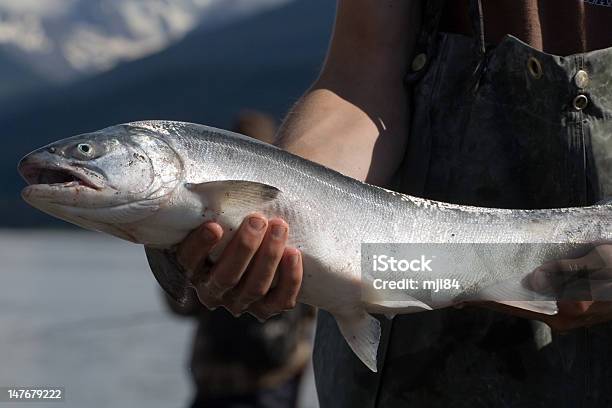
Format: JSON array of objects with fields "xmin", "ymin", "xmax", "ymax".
[{"xmin": 18, "ymin": 120, "xmax": 612, "ymax": 371}]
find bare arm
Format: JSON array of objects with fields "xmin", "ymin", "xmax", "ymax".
[
  {"xmin": 278, "ymin": 0, "xmax": 422, "ymax": 184},
  {"xmin": 178, "ymin": 0, "xmax": 423, "ymax": 319}
]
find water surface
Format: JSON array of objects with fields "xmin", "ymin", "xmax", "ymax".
[{"xmin": 0, "ymin": 230, "xmax": 317, "ymax": 408}]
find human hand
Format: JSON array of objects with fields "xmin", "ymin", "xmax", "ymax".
[
  {"xmin": 475, "ymin": 244, "xmax": 612, "ymax": 331},
  {"xmin": 176, "ymin": 214, "xmax": 303, "ymax": 321},
  {"xmin": 478, "ymin": 299, "xmax": 612, "ymax": 332}
]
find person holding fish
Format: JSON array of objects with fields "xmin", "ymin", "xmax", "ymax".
[
  {"xmin": 177, "ymin": 0, "xmax": 612, "ymax": 406},
  {"xmin": 17, "ymin": 0, "xmax": 612, "ymax": 407}
]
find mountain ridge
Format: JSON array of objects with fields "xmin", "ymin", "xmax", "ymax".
[{"xmin": 0, "ymin": 0, "xmax": 294, "ymax": 81}]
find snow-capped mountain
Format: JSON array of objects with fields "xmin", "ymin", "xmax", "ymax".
[{"xmin": 0, "ymin": 0, "xmax": 292, "ymax": 82}]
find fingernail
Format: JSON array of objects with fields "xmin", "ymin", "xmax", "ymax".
[
  {"xmin": 271, "ymin": 224, "xmax": 286, "ymax": 239},
  {"xmin": 531, "ymin": 267, "xmax": 550, "ymax": 291},
  {"xmin": 205, "ymin": 280, "xmax": 225, "ymax": 296},
  {"xmin": 249, "ymin": 216, "xmax": 266, "ymax": 231},
  {"xmin": 289, "ymin": 252, "xmax": 300, "ymax": 266},
  {"xmin": 232, "ymin": 298, "xmax": 245, "ymax": 310}
]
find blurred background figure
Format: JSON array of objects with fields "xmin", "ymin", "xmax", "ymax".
[{"xmin": 166, "ymin": 111, "xmax": 316, "ymax": 408}]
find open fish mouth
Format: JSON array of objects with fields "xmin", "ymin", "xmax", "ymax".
[{"xmin": 19, "ymin": 160, "xmax": 102, "ymax": 190}]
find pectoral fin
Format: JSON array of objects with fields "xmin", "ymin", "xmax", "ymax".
[
  {"xmin": 333, "ymin": 311, "xmax": 381, "ymax": 372},
  {"xmin": 185, "ymin": 180, "xmax": 280, "ymax": 214}
]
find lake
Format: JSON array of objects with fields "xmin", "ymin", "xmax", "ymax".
[{"xmin": 0, "ymin": 230, "xmax": 317, "ymax": 408}]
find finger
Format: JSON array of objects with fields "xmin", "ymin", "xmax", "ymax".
[
  {"xmin": 177, "ymin": 222, "xmax": 223, "ymax": 277},
  {"xmin": 206, "ymin": 214, "xmax": 268, "ymax": 297},
  {"xmin": 472, "ymin": 301, "xmax": 573, "ymax": 332},
  {"xmin": 220, "ymin": 290, "xmax": 243, "ymax": 316},
  {"xmin": 591, "ymin": 279, "xmax": 612, "ymax": 301},
  {"xmin": 557, "ymin": 300, "xmax": 612, "ymax": 318},
  {"xmin": 529, "ymin": 260, "xmax": 593, "ymax": 297},
  {"xmin": 472, "ymin": 301, "xmax": 549, "ymax": 321},
  {"xmin": 592, "ymin": 244, "xmax": 612, "ymax": 264},
  {"xmin": 474, "ymin": 300, "xmax": 612, "ymax": 332},
  {"xmin": 555, "ymin": 258, "xmax": 595, "ymax": 273},
  {"xmin": 248, "ymin": 248, "xmax": 302, "ymax": 321},
  {"xmin": 193, "ymin": 280, "xmax": 224, "ymax": 310},
  {"xmin": 581, "ymin": 301, "xmax": 612, "ymax": 325},
  {"xmin": 232, "ymin": 219, "xmax": 288, "ymax": 311},
  {"xmin": 528, "ymin": 246, "xmax": 612, "ymax": 293},
  {"xmin": 526, "ymin": 262, "xmax": 557, "ymax": 292},
  {"xmin": 539, "ymin": 302, "xmax": 598, "ymax": 331},
  {"xmin": 548, "ymin": 301, "xmax": 612, "ymax": 330},
  {"xmin": 557, "ymin": 300, "xmax": 594, "ymax": 316}
]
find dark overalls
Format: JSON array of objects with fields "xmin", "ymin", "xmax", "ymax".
[{"xmin": 313, "ymin": 1, "xmax": 612, "ymax": 406}]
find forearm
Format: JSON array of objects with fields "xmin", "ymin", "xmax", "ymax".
[
  {"xmin": 276, "ymin": 86, "xmax": 406, "ymax": 184},
  {"xmin": 276, "ymin": 0, "xmax": 422, "ymax": 185}
]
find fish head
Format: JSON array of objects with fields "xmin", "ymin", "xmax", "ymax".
[{"xmin": 18, "ymin": 124, "xmax": 183, "ymax": 240}]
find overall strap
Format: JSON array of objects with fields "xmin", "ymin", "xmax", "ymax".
[
  {"xmin": 467, "ymin": 0, "xmax": 488, "ymax": 93},
  {"xmin": 417, "ymin": 0, "xmax": 446, "ymax": 53},
  {"xmin": 406, "ymin": 0, "xmax": 487, "ymax": 82},
  {"xmin": 404, "ymin": 0, "xmax": 445, "ymax": 82},
  {"xmin": 468, "ymin": 0, "xmax": 487, "ymax": 55}
]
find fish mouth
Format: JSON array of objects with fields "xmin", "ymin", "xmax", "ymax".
[{"xmin": 19, "ymin": 158, "xmax": 102, "ymax": 191}]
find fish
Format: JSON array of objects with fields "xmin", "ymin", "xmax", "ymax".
[{"xmin": 18, "ymin": 120, "xmax": 612, "ymax": 372}]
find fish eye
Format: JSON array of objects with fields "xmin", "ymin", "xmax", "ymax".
[{"xmin": 77, "ymin": 143, "xmax": 94, "ymax": 156}]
